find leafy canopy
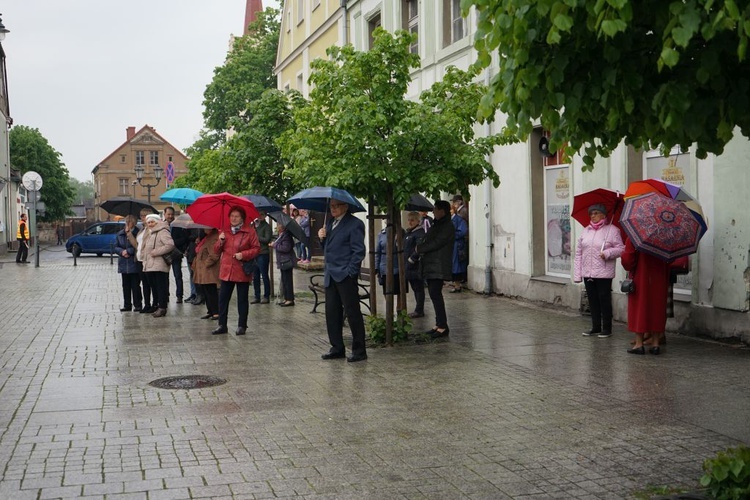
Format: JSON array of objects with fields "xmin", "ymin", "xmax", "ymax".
[
  {"xmin": 466, "ymin": 0, "xmax": 750, "ymax": 167},
  {"xmin": 278, "ymin": 29, "xmax": 500, "ymax": 210},
  {"xmin": 202, "ymin": 8, "xmax": 280, "ymax": 133},
  {"xmin": 10, "ymin": 125, "xmax": 75, "ymax": 221}
]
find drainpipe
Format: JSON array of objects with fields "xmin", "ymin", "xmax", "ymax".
[
  {"xmin": 483, "ymin": 66, "xmax": 494, "ymax": 295},
  {"xmin": 341, "ymin": 0, "xmax": 348, "ymax": 45}
]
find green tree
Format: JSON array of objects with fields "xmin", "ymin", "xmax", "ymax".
[
  {"xmin": 202, "ymin": 8, "xmax": 280, "ymax": 133},
  {"xmin": 278, "ymin": 29, "xmax": 501, "ymax": 343},
  {"xmin": 69, "ymin": 178, "xmax": 94, "ymax": 205},
  {"xmin": 10, "ymin": 125, "xmax": 75, "ymax": 221},
  {"xmin": 467, "ymin": 0, "xmax": 750, "ymax": 167}
]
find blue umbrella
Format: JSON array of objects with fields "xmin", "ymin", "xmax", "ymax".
[
  {"xmin": 160, "ymin": 188, "xmax": 203, "ymax": 205},
  {"xmin": 241, "ymin": 194, "xmax": 283, "ymax": 213},
  {"xmin": 287, "ymin": 186, "xmax": 365, "ymax": 213}
]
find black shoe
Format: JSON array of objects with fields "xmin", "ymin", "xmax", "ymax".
[
  {"xmin": 429, "ymin": 327, "xmax": 450, "ymax": 339},
  {"xmin": 347, "ymin": 353, "xmax": 368, "ymax": 363},
  {"xmin": 321, "ymin": 351, "xmax": 345, "ymax": 360},
  {"xmin": 200, "ymin": 314, "xmax": 212, "ymax": 319},
  {"xmin": 236, "ymin": 327, "xmax": 247, "ymax": 335},
  {"xmin": 260, "ymin": 297, "xmax": 270, "ymax": 304},
  {"xmin": 212, "ymin": 326, "xmax": 228, "ymax": 335},
  {"xmin": 250, "ymin": 298, "xmax": 261, "ymax": 304},
  {"xmin": 193, "ymin": 298, "xmax": 205, "ymax": 305},
  {"xmin": 139, "ymin": 307, "xmax": 154, "ymax": 314},
  {"xmin": 582, "ymin": 330, "xmax": 601, "ymax": 337},
  {"xmin": 408, "ymin": 311, "xmax": 424, "ymax": 318},
  {"xmin": 649, "ymin": 346, "xmax": 661, "ymax": 355},
  {"xmin": 120, "ymin": 307, "xmax": 132, "ymax": 312},
  {"xmin": 176, "ymin": 297, "xmax": 183, "ymax": 304},
  {"xmin": 134, "ymin": 307, "xmax": 142, "ymax": 312},
  {"xmin": 185, "ymin": 295, "xmax": 196, "ymax": 303},
  {"xmin": 279, "ymin": 301, "xmax": 295, "ymax": 307},
  {"xmin": 425, "ymin": 328, "xmax": 438, "ymax": 335},
  {"xmin": 627, "ymin": 346, "xmax": 646, "ymax": 355}
]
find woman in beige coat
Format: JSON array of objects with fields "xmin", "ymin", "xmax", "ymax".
[
  {"xmin": 141, "ymin": 214, "xmax": 175, "ymax": 317},
  {"xmin": 192, "ymin": 228, "xmax": 221, "ymax": 320}
]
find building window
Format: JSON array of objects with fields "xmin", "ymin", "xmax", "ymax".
[
  {"xmin": 149, "ymin": 151, "xmax": 159, "ymax": 166},
  {"xmin": 443, "ymin": 0, "xmax": 466, "ymax": 46},
  {"xmin": 118, "ymin": 178, "xmax": 130, "ymax": 196},
  {"xmin": 296, "ymin": 73, "xmax": 304, "ymax": 92},
  {"xmin": 297, "ymin": 0, "xmax": 304, "ymax": 24},
  {"xmin": 403, "ymin": 0, "xmax": 418, "ymax": 54},
  {"xmin": 368, "ymin": 14, "xmax": 382, "ymax": 49},
  {"xmin": 120, "ymin": 155, "xmax": 126, "ymax": 163},
  {"xmin": 135, "ymin": 151, "xmax": 144, "ymax": 166}
]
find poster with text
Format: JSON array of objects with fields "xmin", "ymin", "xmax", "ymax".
[{"xmin": 545, "ymin": 165, "xmax": 571, "ymax": 277}]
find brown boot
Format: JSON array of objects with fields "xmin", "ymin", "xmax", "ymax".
[{"xmin": 152, "ymin": 308, "xmax": 167, "ymax": 318}]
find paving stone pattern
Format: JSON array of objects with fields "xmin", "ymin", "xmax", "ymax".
[{"xmin": 0, "ymin": 249, "xmax": 747, "ymax": 499}]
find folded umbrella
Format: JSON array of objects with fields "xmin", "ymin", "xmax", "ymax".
[
  {"xmin": 170, "ymin": 213, "xmax": 211, "ymax": 230},
  {"xmin": 160, "ymin": 188, "xmax": 203, "ymax": 205},
  {"xmin": 268, "ymin": 211, "xmax": 308, "ymax": 246},
  {"xmin": 287, "ymin": 186, "xmax": 365, "ymax": 213},
  {"xmin": 186, "ymin": 192, "xmax": 260, "ymax": 230},
  {"xmin": 619, "ymin": 192, "xmax": 706, "ymax": 261},
  {"xmin": 100, "ymin": 197, "xmax": 158, "ymax": 217}
]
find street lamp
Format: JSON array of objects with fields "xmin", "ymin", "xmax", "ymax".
[
  {"xmin": 134, "ymin": 164, "xmax": 163, "ymax": 204},
  {"xmin": 0, "ymin": 14, "xmax": 10, "ymax": 42}
]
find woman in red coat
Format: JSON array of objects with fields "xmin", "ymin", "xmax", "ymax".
[
  {"xmin": 621, "ymin": 237, "xmax": 688, "ymax": 355},
  {"xmin": 211, "ymin": 207, "xmax": 260, "ymax": 336}
]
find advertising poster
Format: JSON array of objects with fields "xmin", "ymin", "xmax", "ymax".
[{"xmin": 545, "ymin": 166, "xmax": 571, "ymax": 276}]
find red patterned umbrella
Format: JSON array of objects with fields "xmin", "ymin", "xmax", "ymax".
[
  {"xmin": 186, "ymin": 193, "xmax": 260, "ymax": 230},
  {"xmin": 620, "ymin": 192, "xmax": 705, "ymax": 261}
]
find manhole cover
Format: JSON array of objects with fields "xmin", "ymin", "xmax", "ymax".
[{"xmin": 149, "ymin": 375, "xmax": 227, "ymax": 390}]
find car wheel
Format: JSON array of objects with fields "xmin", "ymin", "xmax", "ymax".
[{"xmin": 71, "ymin": 244, "xmax": 82, "ymax": 258}]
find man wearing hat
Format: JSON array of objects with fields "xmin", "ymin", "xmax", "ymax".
[{"xmin": 573, "ymin": 203, "xmax": 625, "ymax": 338}]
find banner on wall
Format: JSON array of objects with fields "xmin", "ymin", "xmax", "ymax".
[{"xmin": 545, "ymin": 166, "xmax": 571, "ymax": 276}]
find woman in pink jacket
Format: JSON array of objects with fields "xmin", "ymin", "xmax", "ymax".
[
  {"xmin": 573, "ymin": 204, "xmax": 625, "ymax": 338},
  {"xmin": 211, "ymin": 207, "xmax": 260, "ymax": 336}
]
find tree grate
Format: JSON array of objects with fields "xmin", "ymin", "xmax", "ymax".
[{"xmin": 149, "ymin": 375, "xmax": 227, "ymax": 390}]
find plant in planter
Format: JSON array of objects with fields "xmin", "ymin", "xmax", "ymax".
[{"xmin": 700, "ymin": 445, "xmax": 750, "ymax": 500}]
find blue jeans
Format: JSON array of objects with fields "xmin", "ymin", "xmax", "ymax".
[{"xmin": 253, "ymin": 253, "xmax": 270, "ymax": 299}]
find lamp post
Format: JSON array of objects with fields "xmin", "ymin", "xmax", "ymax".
[
  {"xmin": 134, "ymin": 164, "xmax": 163, "ymax": 204},
  {"xmin": 0, "ymin": 14, "xmax": 10, "ymax": 42}
]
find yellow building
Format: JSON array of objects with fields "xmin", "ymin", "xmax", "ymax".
[{"xmin": 92, "ymin": 125, "xmax": 188, "ymax": 220}]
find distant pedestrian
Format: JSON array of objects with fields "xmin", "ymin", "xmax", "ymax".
[
  {"xmin": 164, "ymin": 207, "xmax": 188, "ymax": 303},
  {"xmin": 273, "ymin": 221, "xmax": 296, "ymax": 307},
  {"xmin": 56, "ymin": 224, "xmax": 64, "ymax": 245},
  {"xmin": 375, "ymin": 222, "xmax": 403, "ymax": 297},
  {"xmin": 296, "ymin": 209, "xmax": 311, "ymax": 263},
  {"xmin": 15, "ymin": 213, "xmax": 29, "ymax": 264},
  {"xmin": 192, "ymin": 228, "xmax": 221, "ymax": 321},
  {"xmin": 136, "ymin": 208, "xmax": 155, "ymax": 314},
  {"xmin": 251, "ymin": 214, "xmax": 272, "ymax": 304},
  {"xmin": 318, "ymin": 198, "xmax": 368, "ymax": 362},
  {"xmin": 141, "ymin": 214, "xmax": 175, "ymax": 318},
  {"xmin": 573, "ymin": 204, "xmax": 624, "ymax": 338},
  {"xmin": 449, "ymin": 207, "xmax": 468, "ymax": 293},
  {"xmin": 415, "ymin": 200, "xmax": 455, "ymax": 339}
]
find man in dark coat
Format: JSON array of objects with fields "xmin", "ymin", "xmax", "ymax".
[
  {"xmin": 318, "ymin": 198, "xmax": 368, "ymax": 363},
  {"xmin": 416, "ymin": 200, "xmax": 455, "ymax": 339},
  {"xmin": 404, "ymin": 211, "xmax": 426, "ymax": 318}
]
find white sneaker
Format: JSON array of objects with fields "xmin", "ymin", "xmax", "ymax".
[
  {"xmin": 597, "ymin": 332, "xmax": 613, "ymax": 338},
  {"xmin": 582, "ymin": 330, "xmax": 599, "ymax": 336}
]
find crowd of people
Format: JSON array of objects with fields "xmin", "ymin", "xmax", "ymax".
[{"xmin": 111, "ymin": 193, "xmax": 681, "ymax": 359}]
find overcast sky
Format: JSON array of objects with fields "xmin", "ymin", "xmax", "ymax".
[{"xmin": 4, "ymin": 0, "xmax": 280, "ymax": 182}]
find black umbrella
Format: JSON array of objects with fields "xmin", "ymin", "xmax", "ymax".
[
  {"xmin": 242, "ymin": 194, "xmax": 284, "ymax": 213},
  {"xmin": 268, "ymin": 211, "xmax": 308, "ymax": 246},
  {"xmin": 404, "ymin": 193, "xmax": 434, "ymax": 211},
  {"xmin": 100, "ymin": 197, "xmax": 158, "ymax": 217}
]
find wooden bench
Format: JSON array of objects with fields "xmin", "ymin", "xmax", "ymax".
[{"xmin": 308, "ymin": 274, "xmax": 371, "ymax": 314}]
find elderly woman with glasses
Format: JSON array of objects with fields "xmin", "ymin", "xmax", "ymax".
[
  {"xmin": 211, "ymin": 206, "xmax": 261, "ymax": 336},
  {"xmin": 140, "ymin": 214, "xmax": 175, "ymax": 318},
  {"xmin": 573, "ymin": 204, "xmax": 625, "ymax": 338}
]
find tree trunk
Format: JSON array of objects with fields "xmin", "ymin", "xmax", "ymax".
[
  {"xmin": 368, "ymin": 198, "xmax": 377, "ymax": 316},
  {"xmin": 385, "ymin": 193, "xmax": 394, "ymax": 345}
]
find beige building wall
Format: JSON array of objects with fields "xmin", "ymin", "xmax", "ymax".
[{"xmin": 92, "ymin": 125, "xmax": 188, "ymax": 220}]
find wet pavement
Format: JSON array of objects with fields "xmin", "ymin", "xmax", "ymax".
[{"xmin": 0, "ymin": 244, "xmax": 747, "ymax": 499}]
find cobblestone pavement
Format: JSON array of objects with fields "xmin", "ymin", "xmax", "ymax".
[{"xmin": 0, "ymin": 245, "xmax": 747, "ymax": 499}]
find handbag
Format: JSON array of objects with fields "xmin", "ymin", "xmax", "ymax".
[
  {"xmin": 620, "ymin": 273, "xmax": 635, "ymax": 294},
  {"xmin": 279, "ymin": 259, "xmax": 295, "ymax": 271},
  {"xmin": 162, "ymin": 248, "xmax": 183, "ymax": 266}
]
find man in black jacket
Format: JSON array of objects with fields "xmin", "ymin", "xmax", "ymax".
[
  {"xmin": 415, "ymin": 200, "xmax": 455, "ymax": 339},
  {"xmin": 164, "ymin": 207, "xmax": 190, "ymax": 303}
]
